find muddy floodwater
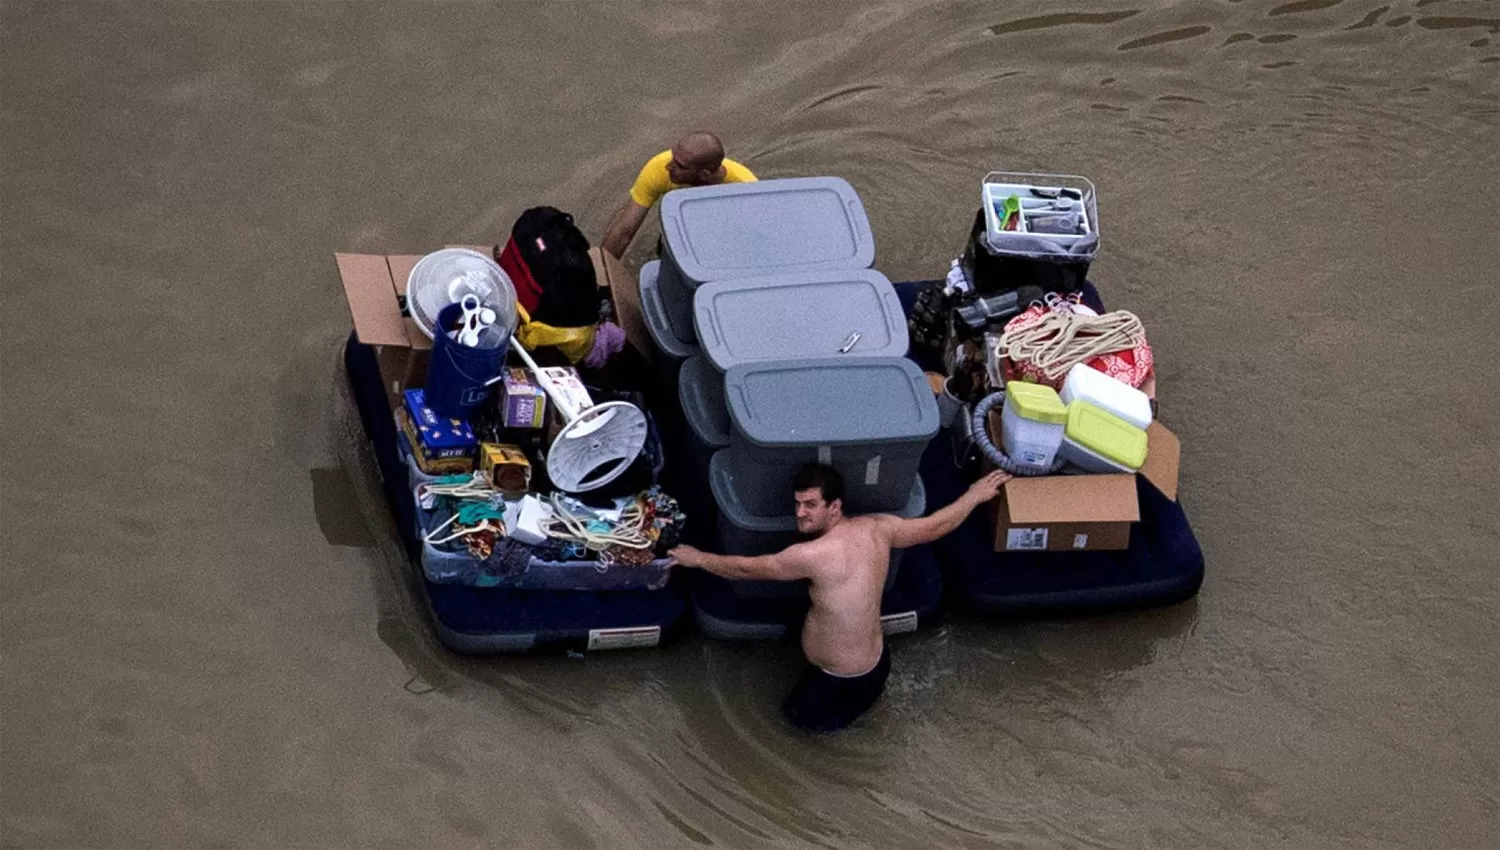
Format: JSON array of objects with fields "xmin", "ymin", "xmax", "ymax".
[{"xmin": 2, "ymin": 2, "xmax": 1496, "ymax": 848}]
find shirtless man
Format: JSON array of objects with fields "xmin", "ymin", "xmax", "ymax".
[{"xmin": 670, "ymin": 464, "xmax": 1011, "ymax": 732}]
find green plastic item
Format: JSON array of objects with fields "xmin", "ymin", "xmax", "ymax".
[
  {"xmin": 1005, "ymin": 381, "xmax": 1068, "ymax": 425},
  {"xmin": 1065, "ymin": 401, "xmax": 1149, "ymax": 468},
  {"xmin": 1002, "ymin": 195, "xmax": 1022, "ymax": 230}
]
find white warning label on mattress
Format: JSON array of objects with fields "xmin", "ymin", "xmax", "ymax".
[
  {"xmin": 864, "ymin": 454, "xmax": 881, "ymax": 485},
  {"xmin": 586, "ymin": 626, "xmax": 661, "ymax": 651},
  {"xmin": 1073, "ymin": 533, "xmax": 1089, "ymax": 549},
  {"xmin": 818, "ymin": 445, "xmax": 832, "ymax": 464},
  {"xmin": 881, "ymin": 611, "xmax": 919, "ymax": 635},
  {"xmin": 1006, "ymin": 527, "xmax": 1049, "ymax": 551}
]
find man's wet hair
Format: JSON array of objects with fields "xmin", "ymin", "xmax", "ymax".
[{"xmin": 792, "ymin": 463, "xmax": 844, "ymax": 505}]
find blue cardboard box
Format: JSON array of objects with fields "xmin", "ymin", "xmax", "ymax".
[{"xmin": 403, "ymin": 389, "xmax": 478, "ymax": 460}]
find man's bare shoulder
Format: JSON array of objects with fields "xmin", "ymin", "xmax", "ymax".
[{"xmin": 840, "ymin": 514, "xmax": 896, "ymax": 544}]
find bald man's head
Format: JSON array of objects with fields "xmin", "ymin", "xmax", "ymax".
[{"xmin": 667, "ymin": 131, "xmax": 727, "ymax": 186}]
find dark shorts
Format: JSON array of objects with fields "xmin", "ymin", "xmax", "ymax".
[{"xmin": 781, "ymin": 647, "xmax": 891, "ymax": 733}]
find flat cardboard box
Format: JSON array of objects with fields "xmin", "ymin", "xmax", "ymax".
[
  {"xmin": 589, "ymin": 247, "xmax": 652, "ymax": 363},
  {"xmin": 987, "ymin": 410, "xmax": 1182, "ymax": 552}
]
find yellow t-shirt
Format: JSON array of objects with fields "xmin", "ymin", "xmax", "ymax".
[{"xmin": 628, "ymin": 150, "xmax": 757, "ymax": 207}]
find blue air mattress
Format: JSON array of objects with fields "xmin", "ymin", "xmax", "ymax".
[
  {"xmin": 917, "ymin": 436, "xmax": 1203, "ymax": 616},
  {"xmin": 892, "ymin": 281, "xmax": 1205, "ymax": 617},
  {"xmin": 342, "ymin": 336, "xmax": 689, "ymax": 655},
  {"xmin": 691, "ymin": 544, "xmax": 944, "ymax": 641}
]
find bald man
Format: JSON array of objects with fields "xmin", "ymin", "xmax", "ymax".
[{"xmin": 600, "ymin": 131, "xmax": 757, "ymax": 258}]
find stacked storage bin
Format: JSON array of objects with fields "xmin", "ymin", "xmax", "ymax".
[{"xmin": 640, "ymin": 177, "xmax": 944, "ymax": 640}]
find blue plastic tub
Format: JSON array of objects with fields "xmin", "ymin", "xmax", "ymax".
[{"xmin": 344, "ymin": 335, "xmax": 688, "ymax": 654}]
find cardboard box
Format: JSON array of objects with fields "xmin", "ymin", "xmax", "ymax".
[
  {"xmin": 589, "ymin": 247, "xmax": 652, "ymax": 363},
  {"xmin": 497, "ymin": 367, "xmax": 548, "ymax": 429},
  {"xmin": 402, "ymin": 389, "xmax": 477, "ymax": 459},
  {"xmin": 479, "ymin": 442, "xmax": 531, "ymax": 494},
  {"xmin": 334, "ymin": 245, "xmax": 491, "ymax": 409},
  {"xmin": 396, "ymin": 409, "xmax": 476, "ymax": 476},
  {"xmin": 988, "ymin": 412, "xmax": 1181, "ymax": 552}
]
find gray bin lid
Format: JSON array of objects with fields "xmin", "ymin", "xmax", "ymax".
[
  {"xmin": 710, "ymin": 450, "xmax": 926, "ymax": 529},
  {"xmin": 679, "ymin": 356, "xmax": 730, "ymax": 448},
  {"xmin": 725, "ymin": 357, "xmax": 939, "ymax": 448},
  {"xmin": 639, "ymin": 260, "xmax": 698, "ymax": 360},
  {"xmin": 660, "ymin": 177, "xmax": 874, "ymax": 282},
  {"xmin": 694, "ymin": 269, "xmax": 909, "ymax": 371}
]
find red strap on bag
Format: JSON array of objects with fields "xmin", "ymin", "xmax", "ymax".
[{"xmin": 496, "ymin": 237, "xmax": 543, "ymax": 314}]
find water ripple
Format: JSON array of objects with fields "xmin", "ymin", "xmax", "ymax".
[{"xmin": 987, "ymin": 10, "xmax": 1140, "ymax": 36}]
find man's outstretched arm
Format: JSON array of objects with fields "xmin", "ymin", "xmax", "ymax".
[
  {"xmin": 601, "ymin": 197, "xmax": 650, "ymax": 258},
  {"xmin": 669, "ymin": 543, "xmax": 812, "ymax": 582},
  {"xmin": 876, "ymin": 469, "xmax": 1011, "ymax": 549}
]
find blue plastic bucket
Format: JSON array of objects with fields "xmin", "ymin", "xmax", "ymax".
[{"xmin": 424, "ymin": 302, "xmax": 511, "ymax": 419}]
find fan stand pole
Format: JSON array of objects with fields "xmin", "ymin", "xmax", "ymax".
[
  {"xmin": 485, "ymin": 336, "xmax": 648, "ymax": 493},
  {"xmin": 507, "ymin": 338, "xmax": 584, "ymax": 421}
]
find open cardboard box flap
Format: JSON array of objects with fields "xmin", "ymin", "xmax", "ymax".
[
  {"xmin": 335, "ymin": 244, "xmax": 492, "ymax": 353},
  {"xmin": 336, "ymin": 245, "xmax": 488, "ymax": 406},
  {"xmin": 1139, "ymin": 420, "xmax": 1180, "ymax": 500}
]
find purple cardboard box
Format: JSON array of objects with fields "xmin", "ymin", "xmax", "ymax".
[{"xmin": 499, "ymin": 368, "xmax": 548, "ymax": 429}]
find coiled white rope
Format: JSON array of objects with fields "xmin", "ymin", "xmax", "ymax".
[{"xmin": 997, "ymin": 309, "xmax": 1146, "ymax": 384}]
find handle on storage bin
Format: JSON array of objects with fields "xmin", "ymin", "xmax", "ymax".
[
  {"xmin": 682, "ymin": 372, "xmax": 708, "ymax": 417},
  {"xmin": 883, "ymin": 290, "xmax": 906, "ymax": 346},
  {"xmin": 848, "ymin": 199, "xmax": 871, "ymax": 248},
  {"xmin": 662, "ymin": 212, "xmax": 689, "ymax": 258},
  {"xmin": 694, "ymin": 297, "xmax": 721, "ymax": 349},
  {"xmin": 640, "ymin": 270, "xmax": 671, "ymax": 334},
  {"xmin": 729, "ymin": 383, "xmax": 754, "ymax": 422},
  {"xmin": 911, "ymin": 371, "xmax": 940, "ymax": 422}
]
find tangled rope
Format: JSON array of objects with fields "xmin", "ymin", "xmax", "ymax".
[
  {"xmin": 997, "ymin": 303, "xmax": 1147, "ymax": 384},
  {"xmin": 540, "ymin": 494, "xmax": 653, "ymax": 552}
]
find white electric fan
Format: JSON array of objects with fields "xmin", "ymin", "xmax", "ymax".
[{"xmin": 406, "ymin": 248, "xmax": 648, "ymax": 494}]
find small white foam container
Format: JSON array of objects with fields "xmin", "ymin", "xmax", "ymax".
[
  {"xmin": 1059, "ymin": 364, "xmax": 1154, "ymax": 430},
  {"xmin": 999, "ymin": 397, "xmax": 1066, "ymax": 471}
]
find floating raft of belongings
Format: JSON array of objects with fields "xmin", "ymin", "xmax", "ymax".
[{"xmin": 333, "ymin": 172, "xmax": 1205, "ymax": 654}]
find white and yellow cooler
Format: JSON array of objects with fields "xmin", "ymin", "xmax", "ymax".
[{"xmin": 1059, "ymin": 401, "xmax": 1150, "ymax": 474}]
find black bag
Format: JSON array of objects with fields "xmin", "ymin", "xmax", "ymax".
[{"xmin": 496, "ymin": 207, "xmax": 601, "ymax": 328}]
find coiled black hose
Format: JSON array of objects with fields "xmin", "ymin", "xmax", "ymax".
[{"xmin": 970, "ymin": 391, "xmax": 1067, "ymax": 476}]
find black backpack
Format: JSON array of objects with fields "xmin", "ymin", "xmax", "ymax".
[{"xmin": 496, "ymin": 207, "xmax": 600, "ymax": 328}]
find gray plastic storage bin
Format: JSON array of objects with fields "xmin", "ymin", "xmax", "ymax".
[
  {"xmin": 725, "ymin": 357, "xmax": 939, "ymax": 515},
  {"xmin": 657, "ymin": 176, "xmax": 875, "ymax": 343},
  {"xmin": 709, "ymin": 450, "xmax": 923, "ymax": 600},
  {"xmin": 678, "ymin": 355, "xmax": 730, "ymax": 476},
  {"xmin": 693, "ymin": 269, "xmax": 908, "ymax": 371},
  {"xmin": 640, "ymin": 259, "xmax": 699, "ymax": 410}
]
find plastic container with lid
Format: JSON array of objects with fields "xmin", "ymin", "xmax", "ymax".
[
  {"xmin": 693, "ymin": 269, "xmax": 907, "ymax": 371},
  {"xmin": 709, "ymin": 450, "xmax": 923, "ymax": 599},
  {"xmin": 1059, "ymin": 401, "xmax": 1149, "ymax": 473},
  {"xmin": 724, "ymin": 357, "xmax": 938, "ymax": 515},
  {"xmin": 1059, "ymin": 363, "xmax": 1153, "ymax": 430},
  {"xmin": 999, "ymin": 381, "xmax": 1068, "ymax": 471},
  {"xmin": 657, "ymin": 177, "xmax": 875, "ymax": 343},
  {"xmin": 639, "ymin": 259, "xmax": 699, "ymax": 415},
  {"xmin": 679, "ymin": 355, "xmax": 731, "ymax": 472}
]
